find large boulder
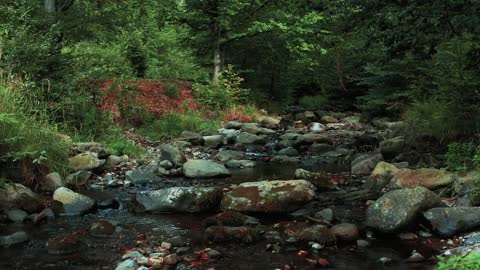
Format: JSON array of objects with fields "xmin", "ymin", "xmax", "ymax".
[
  {"xmin": 183, "ymin": 159, "xmax": 231, "ymax": 178},
  {"xmin": 389, "ymin": 168, "xmax": 454, "ymax": 190},
  {"xmin": 380, "ymin": 137, "xmax": 405, "ymax": 159},
  {"xmin": 221, "ymin": 180, "xmax": 316, "ymax": 213},
  {"xmin": 351, "ymin": 154, "xmax": 383, "ymax": 175},
  {"xmin": 366, "ymin": 187, "xmax": 444, "ymax": 233},
  {"xmin": 53, "ymin": 187, "xmax": 95, "ymax": 215},
  {"xmin": 0, "ymin": 182, "xmax": 43, "ymax": 213},
  {"xmin": 160, "ymin": 144, "xmax": 186, "ymax": 166},
  {"xmin": 424, "ymin": 207, "xmax": 480, "ymax": 236},
  {"xmin": 136, "ymin": 187, "xmax": 223, "ymax": 212},
  {"xmin": 68, "ymin": 152, "xmax": 105, "ymax": 171}
]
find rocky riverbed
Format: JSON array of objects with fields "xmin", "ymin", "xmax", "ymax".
[{"xmin": 1, "ymin": 109, "xmax": 478, "ymax": 270}]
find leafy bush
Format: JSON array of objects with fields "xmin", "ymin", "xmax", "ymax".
[
  {"xmin": 99, "ymin": 128, "xmax": 145, "ymax": 159},
  {"xmin": 446, "ymin": 143, "xmax": 480, "ymax": 172},
  {"xmin": 298, "ymin": 95, "xmax": 329, "ymax": 110},
  {"xmin": 164, "ymin": 82, "xmax": 180, "ymax": 99},
  {"xmin": 139, "ymin": 111, "xmax": 221, "ymax": 140},
  {"xmin": 438, "ymin": 253, "xmax": 480, "ymax": 270}
]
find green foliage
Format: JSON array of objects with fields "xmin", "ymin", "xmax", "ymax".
[
  {"xmin": 164, "ymin": 82, "xmax": 180, "ymax": 99},
  {"xmin": 299, "ymin": 95, "xmax": 329, "ymax": 110},
  {"xmin": 438, "ymin": 253, "xmax": 480, "ymax": 270},
  {"xmin": 99, "ymin": 129, "xmax": 145, "ymax": 159},
  {"xmin": 446, "ymin": 143, "xmax": 480, "ymax": 173},
  {"xmin": 139, "ymin": 111, "xmax": 221, "ymax": 141}
]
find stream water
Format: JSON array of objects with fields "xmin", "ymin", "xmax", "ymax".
[{"xmin": 0, "ymin": 161, "xmax": 438, "ymax": 270}]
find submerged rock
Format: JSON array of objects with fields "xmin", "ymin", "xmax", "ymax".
[
  {"xmin": 183, "ymin": 159, "xmax": 231, "ymax": 178},
  {"xmin": 366, "ymin": 187, "xmax": 444, "ymax": 233},
  {"xmin": 279, "ymin": 222, "xmax": 336, "ymax": 243},
  {"xmin": 203, "ymin": 211, "xmax": 260, "ymax": 227},
  {"xmin": 424, "ymin": 207, "xmax": 480, "ymax": 236},
  {"xmin": 53, "ymin": 187, "xmax": 95, "ymax": 215},
  {"xmin": 136, "ymin": 187, "xmax": 223, "ymax": 212},
  {"xmin": 205, "ymin": 226, "xmax": 260, "ymax": 243},
  {"xmin": 221, "ymin": 180, "xmax": 316, "ymax": 213}
]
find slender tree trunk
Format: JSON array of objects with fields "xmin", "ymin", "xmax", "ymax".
[
  {"xmin": 45, "ymin": 0, "xmax": 56, "ymax": 13},
  {"xmin": 211, "ymin": 0, "xmax": 222, "ymax": 86}
]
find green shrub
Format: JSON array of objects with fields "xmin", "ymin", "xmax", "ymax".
[
  {"xmin": 299, "ymin": 95, "xmax": 328, "ymax": 110},
  {"xmin": 446, "ymin": 142, "xmax": 480, "ymax": 172},
  {"xmin": 164, "ymin": 82, "xmax": 180, "ymax": 99},
  {"xmin": 438, "ymin": 253, "xmax": 480, "ymax": 270},
  {"xmin": 139, "ymin": 111, "xmax": 220, "ymax": 140}
]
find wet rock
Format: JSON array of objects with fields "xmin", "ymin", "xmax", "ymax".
[
  {"xmin": 160, "ymin": 144, "xmax": 186, "ymax": 166},
  {"xmin": 380, "ymin": 137, "xmax": 405, "ymax": 159},
  {"xmin": 351, "ymin": 154, "xmax": 383, "ymax": 175},
  {"xmin": 341, "ymin": 115, "xmax": 361, "ymax": 124},
  {"xmin": 203, "ymin": 211, "xmax": 260, "ymax": 227},
  {"xmin": 296, "ymin": 134, "xmax": 332, "ymax": 145},
  {"xmin": 280, "ymin": 222, "xmax": 335, "ymax": 243},
  {"xmin": 65, "ymin": 170, "xmax": 92, "ymax": 187},
  {"xmin": 89, "ymin": 219, "xmax": 117, "ymax": 237},
  {"xmin": 221, "ymin": 180, "xmax": 316, "ymax": 213},
  {"xmin": 224, "ymin": 121, "xmax": 243, "ymax": 130},
  {"xmin": 68, "ymin": 152, "xmax": 105, "ymax": 171},
  {"xmin": 366, "ymin": 187, "xmax": 444, "ymax": 233},
  {"xmin": 258, "ymin": 116, "xmax": 281, "ymax": 127},
  {"xmin": 278, "ymin": 147, "xmax": 299, "ymax": 156},
  {"xmin": 183, "ymin": 159, "xmax": 231, "ymax": 178},
  {"xmin": 308, "ymin": 143, "xmax": 335, "ymax": 154},
  {"xmin": 314, "ymin": 208, "xmax": 334, "ymax": 222},
  {"xmin": 48, "ymin": 232, "xmax": 84, "ymax": 255},
  {"xmin": 294, "ymin": 169, "xmax": 335, "ymax": 189},
  {"xmin": 389, "ymin": 168, "xmax": 454, "ymax": 190},
  {"xmin": 42, "ymin": 172, "xmax": 64, "ymax": 192},
  {"xmin": 308, "ymin": 122, "xmax": 327, "ymax": 133},
  {"xmin": 0, "ymin": 231, "xmax": 28, "ymax": 247},
  {"xmin": 280, "ymin": 133, "xmax": 301, "ymax": 141},
  {"xmin": 205, "ymin": 226, "xmax": 260, "ymax": 243},
  {"xmin": 271, "ymin": 155, "xmax": 300, "ymax": 164},
  {"xmin": 331, "ymin": 223, "xmax": 359, "ymax": 241},
  {"xmin": 125, "ymin": 169, "xmax": 162, "ymax": 185},
  {"xmin": 115, "ymin": 259, "xmax": 137, "ymax": 270},
  {"xmin": 366, "ymin": 162, "xmax": 399, "ymax": 192},
  {"xmin": 236, "ymin": 132, "xmax": 265, "ymax": 144},
  {"xmin": 203, "ymin": 135, "xmax": 224, "ymax": 148},
  {"xmin": 53, "ymin": 187, "xmax": 95, "ymax": 215},
  {"xmin": 7, "ymin": 209, "xmax": 28, "ymax": 223},
  {"xmin": 214, "ymin": 149, "xmax": 244, "ymax": 162},
  {"xmin": 72, "ymin": 142, "xmax": 108, "ymax": 158},
  {"xmin": 424, "ymin": 207, "xmax": 480, "ymax": 236},
  {"xmin": 180, "ymin": 131, "xmax": 204, "ymax": 145},
  {"xmin": 226, "ymin": 159, "xmax": 256, "ymax": 168},
  {"xmin": 0, "ymin": 182, "xmax": 43, "ymax": 213},
  {"xmin": 106, "ymin": 155, "xmax": 125, "ymax": 168},
  {"xmin": 136, "ymin": 187, "xmax": 223, "ymax": 212},
  {"xmin": 241, "ymin": 123, "xmax": 263, "ymax": 134},
  {"xmin": 160, "ymin": 160, "xmax": 174, "ymax": 170},
  {"xmin": 321, "ymin": 115, "xmax": 338, "ymax": 124}
]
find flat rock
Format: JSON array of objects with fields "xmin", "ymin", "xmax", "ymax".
[
  {"xmin": 389, "ymin": 168, "xmax": 454, "ymax": 190},
  {"xmin": 424, "ymin": 207, "xmax": 480, "ymax": 236},
  {"xmin": 183, "ymin": 159, "xmax": 231, "ymax": 178}
]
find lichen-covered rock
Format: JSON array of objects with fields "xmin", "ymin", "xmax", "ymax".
[
  {"xmin": 236, "ymin": 132, "xmax": 265, "ymax": 144},
  {"xmin": 424, "ymin": 207, "xmax": 480, "ymax": 236},
  {"xmin": 68, "ymin": 152, "xmax": 105, "ymax": 171},
  {"xmin": 0, "ymin": 182, "xmax": 43, "ymax": 213},
  {"xmin": 365, "ymin": 162, "xmax": 399, "ymax": 192},
  {"xmin": 221, "ymin": 180, "xmax": 316, "ymax": 213},
  {"xmin": 366, "ymin": 187, "xmax": 444, "ymax": 233},
  {"xmin": 183, "ymin": 159, "xmax": 231, "ymax": 178},
  {"xmin": 389, "ymin": 168, "xmax": 453, "ymax": 190},
  {"xmin": 53, "ymin": 187, "xmax": 95, "ymax": 215},
  {"xmin": 136, "ymin": 187, "xmax": 223, "ymax": 212}
]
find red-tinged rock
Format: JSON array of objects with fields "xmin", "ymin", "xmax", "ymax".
[
  {"xmin": 318, "ymin": 258, "xmax": 330, "ymax": 267},
  {"xmin": 330, "ymin": 223, "xmax": 359, "ymax": 241},
  {"xmin": 297, "ymin": 250, "xmax": 308, "ymax": 257},
  {"xmin": 283, "ymin": 264, "xmax": 292, "ymax": 270}
]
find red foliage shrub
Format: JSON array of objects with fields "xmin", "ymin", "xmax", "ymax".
[
  {"xmin": 222, "ymin": 106, "xmax": 254, "ymax": 123},
  {"xmin": 96, "ymin": 80, "xmax": 198, "ymax": 120}
]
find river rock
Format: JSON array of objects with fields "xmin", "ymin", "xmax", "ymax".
[
  {"xmin": 160, "ymin": 144, "xmax": 186, "ymax": 166},
  {"xmin": 115, "ymin": 259, "xmax": 137, "ymax": 270},
  {"xmin": 366, "ymin": 187, "xmax": 444, "ymax": 233},
  {"xmin": 0, "ymin": 231, "xmax": 28, "ymax": 247},
  {"xmin": 72, "ymin": 142, "xmax": 107, "ymax": 157},
  {"xmin": 68, "ymin": 152, "xmax": 105, "ymax": 171},
  {"xmin": 7, "ymin": 209, "xmax": 28, "ymax": 223},
  {"xmin": 203, "ymin": 211, "xmax": 260, "ymax": 227},
  {"xmin": 180, "ymin": 131, "xmax": 204, "ymax": 145},
  {"xmin": 280, "ymin": 222, "xmax": 336, "ymax": 243},
  {"xmin": 136, "ymin": 187, "xmax": 223, "ymax": 212},
  {"xmin": 224, "ymin": 121, "xmax": 243, "ymax": 130},
  {"xmin": 241, "ymin": 123, "xmax": 263, "ymax": 134},
  {"xmin": 105, "ymin": 155, "xmax": 123, "ymax": 168},
  {"xmin": 226, "ymin": 159, "xmax": 256, "ymax": 168},
  {"xmin": 125, "ymin": 169, "xmax": 162, "ymax": 185},
  {"xmin": 341, "ymin": 115, "xmax": 361, "ymax": 124},
  {"xmin": 309, "ymin": 143, "xmax": 335, "ymax": 154},
  {"xmin": 278, "ymin": 147, "xmax": 299, "ymax": 156},
  {"xmin": 321, "ymin": 115, "xmax": 338, "ymax": 124},
  {"xmin": 258, "ymin": 115, "xmax": 281, "ymax": 127},
  {"xmin": 205, "ymin": 226, "xmax": 260, "ymax": 243},
  {"xmin": 271, "ymin": 155, "xmax": 300, "ymax": 163},
  {"xmin": 53, "ymin": 187, "xmax": 95, "ymax": 215},
  {"xmin": 203, "ymin": 135, "xmax": 224, "ymax": 148},
  {"xmin": 351, "ymin": 154, "xmax": 383, "ymax": 175},
  {"xmin": 296, "ymin": 134, "xmax": 332, "ymax": 145},
  {"xmin": 331, "ymin": 223, "xmax": 359, "ymax": 241},
  {"xmin": 366, "ymin": 162, "xmax": 400, "ymax": 192},
  {"xmin": 280, "ymin": 133, "xmax": 301, "ymax": 141},
  {"xmin": 214, "ymin": 149, "xmax": 244, "ymax": 162},
  {"xmin": 0, "ymin": 182, "xmax": 43, "ymax": 213},
  {"xmin": 314, "ymin": 208, "xmax": 334, "ymax": 222},
  {"xmin": 389, "ymin": 168, "xmax": 454, "ymax": 190},
  {"xmin": 221, "ymin": 180, "xmax": 316, "ymax": 213},
  {"xmin": 65, "ymin": 170, "xmax": 92, "ymax": 187},
  {"xmin": 42, "ymin": 172, "xmax": 64, "ymax": 192},
  {"xmin": 183, "ymin": 159, "xmax": 231, "ymax": 178},
  {"xmin": 236, "ymin": 132, "xmax": 265, "ymax": 144},
  {"xmin": 294, "ymin": 169, "xmax": 335, "ymax": 189},
  {"xmin": 424, "ymin": 207, "xmax": 480, "ymax": 236},
  {"xmin": 380, "ymin": 137, "xmax": 405, "ymax": 159}
]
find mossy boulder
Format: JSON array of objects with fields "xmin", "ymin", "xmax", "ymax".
[
  {"xmin": 0, "ymin": 182, "xmax": 43, "ymax": 213},
  {"xmin": 68, "ymin": 152, "xmax": 105, "ymax": 171}
]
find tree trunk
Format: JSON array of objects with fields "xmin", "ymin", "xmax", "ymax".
[
  {"xmin": 45, "ymin": 0, "xmax": 56, "ymax": 13},
  {"xmin": 213, "ymin": 40, "xmax": 222, "ymax": 86}
]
